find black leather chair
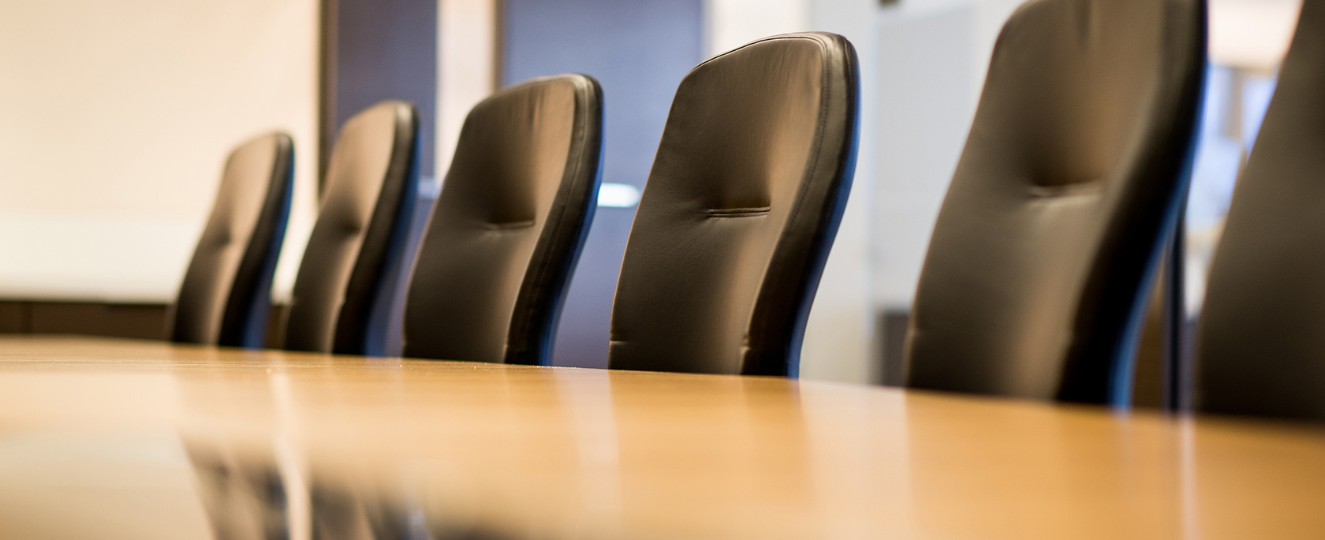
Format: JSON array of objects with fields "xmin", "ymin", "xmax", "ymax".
[
  {"xmin": 904, "ymin": 0, "xmax": 1206, "ymax": 403},
  {"xmin": 171, "ymin": 133, "xmax": 294, "ymax": 348},
  {"xmin": 284, "ymin": 101, "xmax": 420, "ymax": 355},
  {"xmin": 402, "ymin": 75, "xmax": 602, "ymax": 364},
  {"xmin": 1197, "ymin": 3, "xmax": 1325, "ymax": 420},
  {"xmin": 607, "ymin": 33, "xmax": 859, "ymax": 376}
]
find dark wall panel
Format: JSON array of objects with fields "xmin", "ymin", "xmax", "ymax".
[
  {"xmin": 0, "ymin": 301, "xmax": 289, "ymax": 348},
  {"xmin": 502, "ymin": 0, "xmax": 704, "ymax": 368},
  {"xmin": 0, "ymin": 302, "xmax": 25, "ymax": 333},
  {"xmin": 25, "ymin": 302, "xmax": 168, "ymax": 341},
  {"xmin": 325, "ymin": 0, "xmax": 438, "ymax": 178}
]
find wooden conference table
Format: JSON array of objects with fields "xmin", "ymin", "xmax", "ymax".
[{"xmin": 0, "ymin": 336, "xmax": 1321, "ymax": 540}]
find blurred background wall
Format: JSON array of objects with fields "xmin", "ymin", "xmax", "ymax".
[
  {"xmin": 0, "ymin": 0, "xmax": 320, "ymax": 302},
  {"xmin": 0, "ymin": 0, "xmax": 1304, "ymax": 385}
]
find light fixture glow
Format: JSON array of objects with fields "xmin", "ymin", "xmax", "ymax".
[{"xmin": 597, "ymin": 183, "xmax": 642, "ymax": 208}]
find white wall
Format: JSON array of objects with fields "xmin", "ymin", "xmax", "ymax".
[
  {"xmin": 437, "ymin": 0, "xmax": 498, "ymax": 177},
  {"xmin": 0, "ymin": 0, "xmax": 320, "ymax": 302},
  {"xmin": 707, "ymin": 0, "xmax": 808, "ymax": 53},
  {"xmin": 871, "ymin": 0, "xmax": 1021, "ymax": 310},
  {"xmin": 1209, "ymin": 0, "xmax": 1301, "ymax": 69}
]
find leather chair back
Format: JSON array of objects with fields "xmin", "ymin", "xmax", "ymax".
[
  {"xmin": 171, "ymin": 133, "xmax": 294, "ymax": 347},
  {"xmin": 1197, "ymin": 3, "xmax": 1325, "ymax": 419},
  {"xmin": 403, "ymin": 75, "xmax": 602, "ymax": 364},
  {"xmin": 284, "ymin": 101, "xmax": 420, "ymax": 355},
  {"xmin": 608, "ymin": 33, "xmax": 859, "ymax": 376},
  {"xmin": 904, "ymin": 0, "xmax": 1206, "ymax": 403}
]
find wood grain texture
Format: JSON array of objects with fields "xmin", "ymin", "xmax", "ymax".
[{"xmin": 0, "ymin": 336, "xmax": 1320, "ymax": 540}]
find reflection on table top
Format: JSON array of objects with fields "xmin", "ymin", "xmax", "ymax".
[{"xmin": 0, "ymin": 336, "xmax": 1321, "ymax": 540}]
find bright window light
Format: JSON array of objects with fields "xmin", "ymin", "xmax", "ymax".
[{"xmin": 597, "ymin": 182, "xmax": 641, "ymax": 208}]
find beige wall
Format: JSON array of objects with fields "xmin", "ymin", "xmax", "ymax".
[
  {"xmin": 437, "ymin": 0, "xmax": 497, "ymax": 177},
  {"xmin": 0, "ymin": 0, "xmax": 320, "ymax": 302}
]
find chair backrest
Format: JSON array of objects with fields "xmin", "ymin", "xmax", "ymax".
[
  {"xmin": 284, "ymin": 100, "xmax": 420, "ymax": 355},
  {"xmin": 402, "ymin": 75, "xmax": 602, "ymax": 364},
  {"xmin": 904, "ymin": 0, "xmax": 1206, "ymax": 403},
  {"xmin": 607, "ymin": 32, "xmax": 859, "ymax": 376},
  {"xmin": 1197, "ymin": 3, "xmax": 1325, "ymax": 420},
  {"xmin": 171, "ymin": 132, "xmax": 294, "ymax": 348}
]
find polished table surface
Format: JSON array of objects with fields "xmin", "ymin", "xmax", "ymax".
[{"xmin": 0, "ymin": 336, "xmax": 1322, "ymax": 540}]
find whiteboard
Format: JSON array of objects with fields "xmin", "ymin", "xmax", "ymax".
[{"xmin": 0, "ymin": 0, "xmax": 320, "ymax": 303}]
